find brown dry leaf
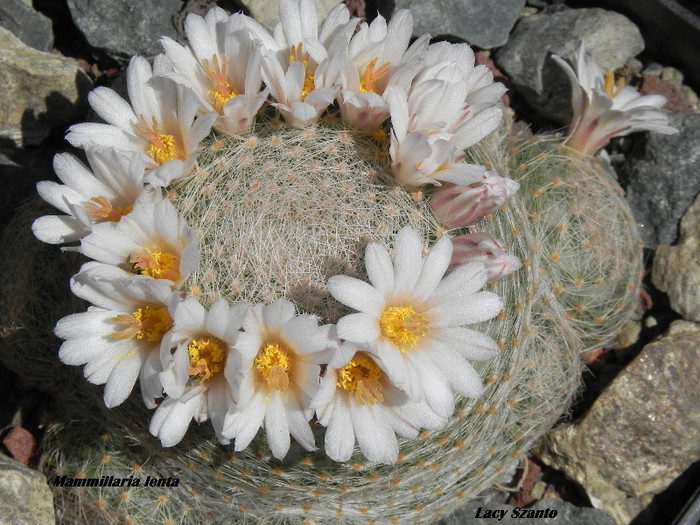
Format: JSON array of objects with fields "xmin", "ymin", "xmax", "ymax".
[
  {"xmin": 508, "ymin": 458, "xmax": 542, "ymax": 507},
  {"xmin": 3, "ymin": 425, "xmax": 36, "ymax": 466}
]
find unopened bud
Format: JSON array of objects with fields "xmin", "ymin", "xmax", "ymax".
[
  {"xmin": 449, "ymin": 232, "xmax": 522, "ymax": 282},
  {"xmin": 430, "ymin": 172, "xmax": 519, "ymax": 228}
]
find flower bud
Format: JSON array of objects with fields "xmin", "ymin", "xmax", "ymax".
[
  {"xmin": 430, "ymin": 172, "xmax": 519, "ymax": 229},
  {"xmin": 448, "ymin": 232, "xmax": 522, "ymax": 282}
]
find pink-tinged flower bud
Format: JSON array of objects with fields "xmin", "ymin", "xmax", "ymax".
[
  {"xmin": 430, "ymin": 172, "xmax": 519, "ymax": 229},
  {"xmin": 448, "ymin": 232, "xmax": 522, "ymax": 283}
]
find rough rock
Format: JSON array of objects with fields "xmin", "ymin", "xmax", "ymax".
[
  {"xmin": 67, "ymin": 0, "xmax": 182, "ymax": 61},
  {"xmin": 623, "ymin": 113, "xmax": 700, "ymax": 248},
  {"xmin": 652, "ymin": 193, "xmax": 700, "ymax": 322},
  {"xmin": 0, "ymin": 453, "xmax": 55, "ymax": 525},
  {"xmin": 441, "ymin": 495, "xmax": 616, "ymax": 525},
  {"xmin": 0, "ymin": 27, "xmax": 92, "ymax": 146},
  {"xmin": 538, "ymin": 321, "xmax": 700, "ymax": 525},
  {"xmin": 495, "ymin": 8, "xmax": 644, "ymax": 123},
  {"xmin": 241, "ymin": 0, "xmax": 341, "ymax": 30},
  {"xmin": 0, "ymin": 0, "xmax": 53, "ymax": 52},
  {"xmin": 377, "ymin": 0, "xmax": 526, "ymax": 49}
]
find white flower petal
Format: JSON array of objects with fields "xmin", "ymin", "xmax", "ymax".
[
  {"xmin": 265, "ymin": 392, "xmax": 291, "ymax": 459},
  {"xmin": 104, "ymin": 353, "xmax": 143, "ymax": 408},
  {"xmin": 392, "ymin": 226, "xmax": 423, "ymax": 292},
  {"xmin": 365, "ymin": 242, "xmax": 395, "ymax": 293},
  {"xmin": 351, "ymin": 402, "xmax": 398, "ymax": 464},
  {"xmin": 408, "ymin": 352, "xmax": 454, "ymax": 418},
  {"xmin": 336, "ymin": 312, "xmax": 380, "ymax": 345},
  {"xmin": 327, "ymin": 275, "xmax": 385, "ymax": 316},
  {"xmin": 412, "ymin": 235, "xmax": 451, "ymax": 300},
  {"xmin": 324, "ymin": 396, "xmax": 355, "ymax": 462},
  {"xmin": 428, "ymin": 290, "xmax": 503, "ymax": 327}
]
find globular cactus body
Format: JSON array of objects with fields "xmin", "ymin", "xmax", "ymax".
[{"xmin": 2, "ymin": 116, "xmax": 642, "ymax": 523}]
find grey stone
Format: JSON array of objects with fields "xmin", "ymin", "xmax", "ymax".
[
  {"xmin": 440, "ymin": 496, "xmax": 615, "ymax": 525},
  {"xmin": 0, "ymin": 0, "xmax": 53, "ymax": 52},
  {"xmin": 378, "ymin": 0, "xmax": 526, "ymax": 49},
  {"xmin": 67, "ymin": 0, "xmax": 182, "ymax": 61},
  {"xmin": 623, "ymin": 113, "xmax": 700, "ymax": 248},
  {"xmin": 538, "ymin": 321, "xmax": 700, "ymax": 525},
  {"xmin": 495, "ymin": 8, "xmax": 644, "ymax": 123},
  {"xmin": 0, "ymin": 453, "xmax": 55, "ymax": 525},
  {"xmin": 0, "ymin": 27, "xmax": 92, "ymax": 146},
  {"xmin": 241, "ymin": 0, "xmax": 340, "ymax": 30},
  {"xmin": 652, "ymin": 193, "xmax": 700, "ymax": 322}
]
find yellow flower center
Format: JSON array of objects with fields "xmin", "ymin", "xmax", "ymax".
[
  {"xmin": 603, "ymin": 71, "xmax": 626, "ymax": 99},
  {"xmin": 84, "ymin": 196, "xmax": 133, "ymax": 222},
  {"xmin": 203, "ymin": 55, "xmax": 238, "ymax": 113},
  {"xmin": 289, "ymin": 44, "xmax": 316, "ymax": 100},
  {"xmin": 359, "ymin": 58, "xmax": 389, "ymax": 94},
  {"xmin": 188, "ymin": 337, "xmax": 227, "ymax": 383},
  {"xmin": 254, "ymin": 342, "xmax": 292, "ymax": 392},
  {"xmin": 133, "ymin": 115, "xmax": 185, "ymax": 165},
  {"xmin": 336, "ymin": 352, "xmax": 384, "ymax": 405},
  {"xmin": 129, "ymin": 247, "xmax": 180, "ymax": 281},
  {"xmin": 110, "ymin": 305, "xmax": 172, "ymax": 343},
  {"xmin": 379, "ymin": 305, "xmax": 429, "ymax": 353}
]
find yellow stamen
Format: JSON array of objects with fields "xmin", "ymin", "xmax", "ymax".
[
  {"xmin": 603, "ymin": 71, "xmax": 626, "ymax": 98},
  {"xmin": 188, "ymin": 337, "xmax": 227, "ymax": 383},
  {"xmin": 84, "ymin": 196, "xmax": 133, "ymax": 222},
  {"xmin": 203, "ymin": 55, "xmax": 238, "ymax": 113},
  {"xmin": 129, "ymin": 247, "xmax": 180, "ymax": 281},
  {"xmin": 359, "ymin": 58, "xmax": 390, "ymax": 94},
  {"xmin": 289, "ymin": 44, "xmax": 315, "ymax": 100},
  {"xmin": 133, "ymin": 116, "xmax": 185, "ymax": 165},
  {"xmin": 379, "ymin": 306, "xmax": 430, "ymax": 353},
  {"xmin": 110, "ymin": 305, "xmax": 172, "ymax": 343},
  {"xmin": 254, "ymin": 342, "xmax": 292, "ymax": 392},
  {"xmin": 337, "ymin": 353, "xmax": 384, "ymax": 405},
  {"xmin": 372, "ymin": 128, "xmax": 388, "ymax": 143}
]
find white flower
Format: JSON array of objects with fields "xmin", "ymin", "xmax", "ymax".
[
  {"xmin": 55, "ymin": 261, "xmax": 179, "ymax": 409},
  {"xmin": 386, "ymin": 87, "xmax": 487, "ymax": 188},
  {"xmin": 259, "ymin": 0, "xmax": 356, "ymax": 126},
  {"xmin": 327, "ymin": 226, "xmax": 502, "ymax": 418},
  {"xmin": 66, "ymin": 55, "xmax": 216, "ymax": 185},
  {"xmin": 311, "ymin": 343, "xmax": 446, "ymax": 464},
  {"xmin": 325, "ymin": 10, "xmax": 415, "ymax": 130},
  {"xmin": 430, "ymin": 171, "xmax": 520, "ymax": 229},
  {"xmin": 159, "ymin": 8, "xmax": 269, "ymax": 134},
  {"xmin": 150, "ymin": 297, "xmax": 248, "ymax": 447},
  {"xmin": 449, "ymin": 233, "xmax": 522, "ymax": 283},
  {"xmin": 388, "ymin": 44, "xmax": 506, "ymax": 147},
  {"xmin": 223, "ymin": 299, "xmax": 336, "ymax": 460},
  {"xmin": 552, "ymin": 43, "xmax": 678, "ymax": 156},
  {"xmin": 32, "ymin": 146, "xmax": 146, "ymax": 244},
  {"xmin": 407, "ymin": 42, "xmax": 507, "ymax": 151},
  {"xmin": 79, "ymin": 191, "xmax": 199, "ymax": 287}
]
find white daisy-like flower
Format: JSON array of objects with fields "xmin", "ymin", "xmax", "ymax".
[
  {"xmin": 324, "ymin": 10, "xmax": 415, "ymax": 130},
  {"xmin": 430, "ymin": 171, "xmax": 520, "ymax": 229},
  {"xmin": 311, "ymin": 342, "xmax": 446, "ymax": 464},
  {"xmin": 449, "ymin": 233, "xmax": 522, "ymax": 283},
  {"xmin": 159, "ymin": 8, "xmax": 269, "ymax": 135},
  {"xmin": 406, "ymin": 42, "xmax": 507, "ymax": 151},
  {"xmin": 32, "ymin": 146, "xmax": 146, "ymax": 244},
  {"xmin": 327, "ymin": 226, "xmax": 502, "ymax": 418},
  {"xmin": 66, "ymin": 55, "xmax": 216, "ymax": 186},
  {"xmin": 78, "ymin": 191, "xmax": 199, "ymax": 287},
  {"xmin": 259, "ymin": 0, "xmax": 356, "ymax": 126},
  {"xmin": 553, "ymin": 42, "xmax": 678, "ymax": 156},
  {"xmin": 55, "ymin": 261, "xmax": 180, "ymax": 409},
  {"xmin": 223, "ymin": 299, "xmax": 336, "ymax": 460},
  {"xmin": 386, "ymin": 87, "xmax": 487, "ymax": 188},
  {"xmin": 150, "ymin": 297, "xmax": 248, "ymax": 447}
]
